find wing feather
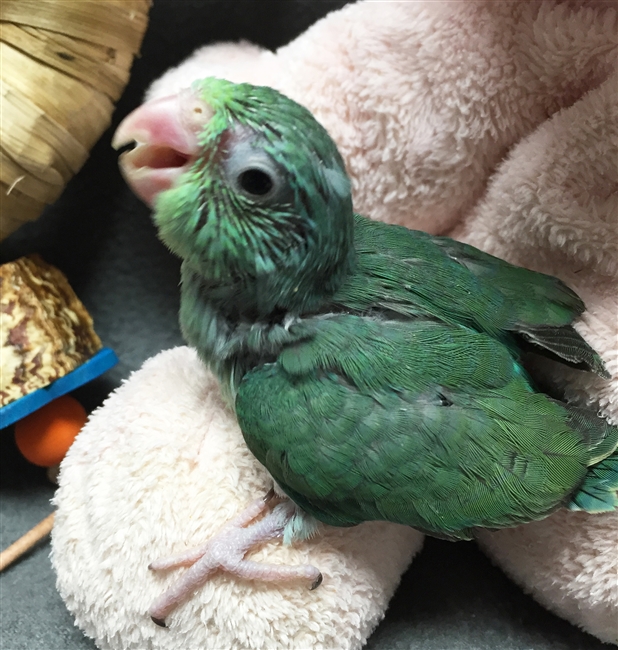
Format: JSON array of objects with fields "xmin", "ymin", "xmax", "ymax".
[
  {"xmin": 236, "ymin": 315, "xmax": 589, "ymax": 540},
  {"xmin": 329, "ymin": 215, "xmax": 607, "ymax": 376}
]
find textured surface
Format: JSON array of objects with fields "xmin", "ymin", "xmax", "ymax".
[
  {"xmin": 0, "ymin": 1, "xmax": 615, "ymax": 649},
  {"xmin": 0, "ymin": 255, "xmax": 102, "ymax": 406},
  {"xmin": 478, "ymin": 510, "xmax": 618, "ymax": 645},
  {"xmin": 0, "ymin": 0, "xmax": 150, "ymax": 239}
]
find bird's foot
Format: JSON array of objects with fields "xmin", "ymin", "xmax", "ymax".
[{"xmin": 148, "ymin": 490, "xmax": 322, "ymax": 627}]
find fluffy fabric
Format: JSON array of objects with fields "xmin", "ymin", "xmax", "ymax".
[
  {"xmin": 52, "ymin": 347, "xmax": 421, "ymax": 650},
  {"xmin": 52, "ymin": 0, "xmax": 617, "ymax": 646},
  {"xmin": 477, "ymin": 511, "xmax": 618, "ymax": 645}
]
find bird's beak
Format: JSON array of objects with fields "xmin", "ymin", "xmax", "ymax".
[{"xmin": 112, "ymin": 90, "xmax": 213, "ymax": 207}]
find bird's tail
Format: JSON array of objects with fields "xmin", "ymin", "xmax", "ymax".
[{"xmin": 564, "ymin": 405, "xmax": 618, "ymax": 513}]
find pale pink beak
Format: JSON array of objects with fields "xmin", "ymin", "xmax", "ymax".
[{"xmin": 112, "ymin": 91, "xmax": 212, "ymax": 207}]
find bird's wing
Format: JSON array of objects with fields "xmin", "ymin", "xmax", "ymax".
[
  {"xmin": 236, "ymin": 314, "xmax": 588, "ymax": 540},
  {"xmin": 330, "ymin": 215, "xmax": 607, "ymax": 376}
]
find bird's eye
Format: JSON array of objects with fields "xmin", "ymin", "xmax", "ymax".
[
  {"xmin": 224, "ymin": 137, "xmax": 289, "ymax": 204},
  {"xmin": 237, "ymin": 168, "xmax": 274, "ymax": 197}
]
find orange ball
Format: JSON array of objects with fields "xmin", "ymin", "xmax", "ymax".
[{"xmin": 14, "ymin": 395, "xmax": 87, "ymax": 467}]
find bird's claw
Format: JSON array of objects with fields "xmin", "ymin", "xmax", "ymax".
[
  {"xmin": 263, "ymin": 486, "xmax": 277, "ymax": 503},
  {"xmin": 147, "ymin": 493, "xmax": 322, "ymax": 626},
  {"xmin": 310, "ymin": 572, "xmax": 323, "ymax": 590}
]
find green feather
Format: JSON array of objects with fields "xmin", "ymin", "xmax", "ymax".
[
  {"xmin": 237, "ymin": 315, "xmax": 616, "ymax": 540},
  {"xmin": 568, "ymin": 453, "xmax": 618, "ymax": 512},
  {"xmin": 330, "ymin": 215, "xmax": 608, "ymax": 376},
  {"xmin": 151, "ymin": 78, "xmax": 617, "ymax": 542}
]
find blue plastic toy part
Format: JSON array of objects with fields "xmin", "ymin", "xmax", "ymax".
[{"xmin": 0, "ymin": 347, "xmax": 119, "ymax": 430}]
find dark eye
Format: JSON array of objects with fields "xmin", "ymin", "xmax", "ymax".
[
  {"xmin": 238, "ymin": 168, "xmax": 274, "ymax": 197},
  {"xmin": 224, "ymin": 136, "xmax": 290, "ymax": 204}
]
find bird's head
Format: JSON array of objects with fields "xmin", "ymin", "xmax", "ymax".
[{"xmin": 113, "ymin": 78, "xmax": 354, "ymax": 315}]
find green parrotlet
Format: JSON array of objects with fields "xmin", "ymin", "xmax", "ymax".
[{"xmin": 114, "ymin": 78, "xmax": 617, "ymax": 625}]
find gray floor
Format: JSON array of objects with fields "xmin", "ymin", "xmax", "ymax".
[{"xmin": 0, "ymin": 1, "xmax": 609, "ymax": 648}]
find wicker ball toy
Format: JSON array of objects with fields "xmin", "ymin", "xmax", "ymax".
[{"xmin": 0, "ymin": 0, "xmax": 151, "ymax": 240}]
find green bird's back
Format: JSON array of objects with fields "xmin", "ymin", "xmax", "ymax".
[
  {"xmin": 330, "ymin": 214, "xmax": 607, "ymax": 376},
  {"xmin": 236, "ymin": 314, "xmax": 617, "ymax": 540}
]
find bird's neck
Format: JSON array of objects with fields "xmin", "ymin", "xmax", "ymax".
[
  {"xmin": 178, "ymin": 218, "xmax": 357, "ymax": 398},
  {"xmin": 178, "ymin": 264, "xmax": 334, "ymax": 401}
]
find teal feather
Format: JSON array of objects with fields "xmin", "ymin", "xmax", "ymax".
[
  {"xmin": 151, "ymin": 78, "xmax": 617, "ymax": 542},
  {"xmin": 568, "ymin": 452, "xmax": 618, "ymax": 512}
]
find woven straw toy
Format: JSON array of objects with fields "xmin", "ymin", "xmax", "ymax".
[{"xmin": 0, "ymin": 0, "xmax": 151, "ymax": 240}]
